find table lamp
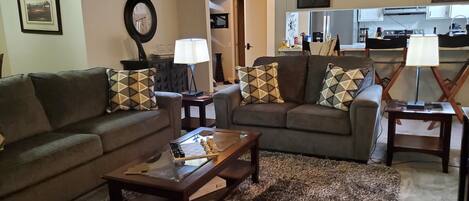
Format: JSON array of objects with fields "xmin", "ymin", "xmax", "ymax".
[
  {"xmin": 174, "ymin": 38, "xmax": 210, "ymax": 97},
  {"xmin": 406, "ymin": 35, "xmax": 440, "ymax": 110}
]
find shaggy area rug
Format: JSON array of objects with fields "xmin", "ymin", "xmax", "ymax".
[
  {"xmin": 224, "ymin": 152, "xmax": 400, "ymax": 201},
  {"xmin": 108, "ymin": 152, "xmax": 400, "ymax": 201}
]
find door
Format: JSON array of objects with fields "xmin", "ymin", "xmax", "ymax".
[{"xmin": 244, "ymin": 0, "xmax": 267, "ymax": 66}]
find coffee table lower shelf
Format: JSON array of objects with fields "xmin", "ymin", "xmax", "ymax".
[{"xmin": 131, "ymin": 160, "xmax": 253, "ymax": 201}]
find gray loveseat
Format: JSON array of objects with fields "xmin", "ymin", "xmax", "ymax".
[
  {"xmin": 0, "ymin": 68, "xmax": 182, "ymax": 201},
  {"xmin": 214, "ymin": 55, "xmax": 382, "ymax": 162}
]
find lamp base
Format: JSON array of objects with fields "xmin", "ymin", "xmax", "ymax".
[
  {"xmin": 406, "ymin": 100, "xmax": 425, "ymax": 110},
  {"xmin": 182, "ymin": 91, "xmax": 204, "ymax": 97}
]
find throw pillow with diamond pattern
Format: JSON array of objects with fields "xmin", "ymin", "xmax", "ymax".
[
  {"xmin": 237, "ymin": 63, "xmax": 284, "ymax": 105},
  {"xmin": 317, "ymin": 63, "xmax": 371, "ymax": 111},
  {"xmin": 106, "ymin": 68, "xmax": 157, "ymax": 113}
]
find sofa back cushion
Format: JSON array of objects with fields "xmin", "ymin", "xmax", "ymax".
[
  {"xmin": 0, "ymin": 75, "xmax": 52, "ymax": 144},
  {"xmin": 304, "ymin": 56, "xmax": 374, "ymax": 104},
  {"xmin": 253, "ymin": 56, "xmax": 309, "ymax": 103},
  {"xmin": 29, "ymin": 68, "xmax": 109, "ymax": 129}
]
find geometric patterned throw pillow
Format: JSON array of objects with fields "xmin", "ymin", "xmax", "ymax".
[
  {"xmin": 317, "ymin": 63, "xmax": 371, "ymax": 111},
  {"xmin": 236, "ymin": 63, "xmax": 284, "ymax": 105},
  {"xmin": 106, "ymin": 68, "xmax": 157, "ymax": 113}
]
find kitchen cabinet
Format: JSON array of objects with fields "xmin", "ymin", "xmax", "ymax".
[
  {"xmin": 358, "ymin": 8, "xmax": 384, "ymax": 22},
  {"xmin": 450, "ymin": 5, "xmax": 469, "ymax": 18},
  {"xmin": 427, "ymin": 6, "xmax": 449, "ymax": 19}
]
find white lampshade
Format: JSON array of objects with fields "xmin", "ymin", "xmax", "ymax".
[
  {"xmin": 174, "ymin": 38, "xmax": 210, "ymax": 65},
  {"xmin": 406, "ymin": 35, "xmax": 440, "ymax": 67}
]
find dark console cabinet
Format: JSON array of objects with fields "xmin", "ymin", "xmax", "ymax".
[{"xmin": 121, "ymin": 58, "xmax": 188, "ymax": 93}]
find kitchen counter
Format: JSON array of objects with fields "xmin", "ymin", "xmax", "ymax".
[
  {"xmin": 341, "ymin": 43, "xmax": 469, "ymax": 52},
  {"xmin": 278, "ymin": 44, "xmax": 469, "ymax": 53}
]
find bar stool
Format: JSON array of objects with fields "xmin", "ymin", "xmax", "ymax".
[
  {"xmin": 365, "ymin": 37, "xmax": 408, "ymax": 103},
  {"xmin": 304, "ymin": 34, "xmax": 341, "ymax": 56},
  {"xmin": 430, "ymin": 34, "xmax": 469, "ymax": 125}
]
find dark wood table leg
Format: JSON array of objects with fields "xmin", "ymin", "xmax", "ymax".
[
  {"xmin": 251, "ymin": 140, "xmax": 260, "ymax": 183},
  {"xmin": 386, "ymin": 113, "xmax": 396, "ymax": 166},
  {"xmin": 184, "ymin": 105, "xmax": 191, "ymax": 120},
  {"xmin": 108, "ymin": 182, "xmax": 123, "ymax": 201},
  {"xmin": 442, "ymin": 117, "xmax": 452, "ymax": 173},
  {"xmin": 199, "ymin": 104, "xmax": 206, "ymax": 127},
  {"xmin": 459, "ymin": 115, "xmax": 469, "ymax": 201}
]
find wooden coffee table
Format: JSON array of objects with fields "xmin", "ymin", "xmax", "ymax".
[{"xmin": 103, "ymin": 127, "xmax": 261, "ymax": 201}]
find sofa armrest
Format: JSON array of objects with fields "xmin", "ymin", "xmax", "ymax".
[
  {"xmin": 156, "ymin": 92, "xmax": 182, "ymax": 139},
  {"xmin": 214, "ymin": 85, "xmax": 242, "ymax": 129},
  {"xmin": 349, "ymin": 85, "xmax": 383, "ymax": 161}
]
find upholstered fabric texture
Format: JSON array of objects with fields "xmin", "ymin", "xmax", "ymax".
[
  {"xmin": 253, "ymin": 56, "xmax": 309, "ymax": 103},
  {"xmin": 0, "ymin": 132, "xmax": 103, "ymax": 197},
  {"xmin": 106, "ymin": 68, "xmax": 157, "ymax": 113},
  {"xmin": 60, "ymin": 110, "xmax": 170, "ymax": 152},
  {"xmin": 318, "ymin": 63, "xmax": 371, "ymax": 111},
  {"xmin": 237, "ymin": 63, "xmax": 284, "ymax": 105},
  {"xmin": 233, "ymin": 103, "xmax": 298, "ymax": 128},
  {"xmin": 287, "ymin": 104, "xmax": 351, "ymax": 135},
  {"xmin": 29, "ymin": 68, "xmax": 109, "ymax": 129},
  {"xmin": 0, "ymin": 75, "xmax": 52, "ymax": 144}
]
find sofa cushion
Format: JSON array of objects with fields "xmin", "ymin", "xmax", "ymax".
[
  {"xmin": 60, "ymin": 109, "xmax": 170, "ymax": 152},
  {"xmin": 237, "ymin": 63, "xmax": 284, "ymax": 105},
  {"xmin": 29, "ymin": 68, "xmax": 109, "ymax": 129},
  {"xmin": 304, "ymin": 56, "xmax": 374, "ymax": 104},
  {"xmin": 0, "ymin": 132, "xmax": 102, "ymax": 197},
  {"xmin": 106, "ymin": 68, "xmax": 158, "ymax": 113},
  {"xmin": 253, "ymin": 56, "xmax": 308, "ymax": 103},
  {"xmin": 287, "ymin": 104, "xmax": 351, "ymax": 135},
  {"xmin": 233, "ymin": 103, "xmax": 298, "ymax": 128},
  {"xmin": 0, "ymin": 75, "xmax": 52, "ymax": 144}
]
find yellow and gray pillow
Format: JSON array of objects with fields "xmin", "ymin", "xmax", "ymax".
[
  {"xmin": 106, "ymin": 68, "xmax": 157, "ymax": 113},
  {"xmin": 318, "ymin": 63, "xmax": 371, "ymax": 111},
  {"xmin": 237, "ymin": 63, "xmax": 284, "ymax": 105}
]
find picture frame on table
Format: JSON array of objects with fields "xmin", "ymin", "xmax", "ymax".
[
  {"xmin": 17, "ymin": 0, "xmax": 62, "ymax": 35},
  {"xmin": 297, "ymin": 0, "xmax": 331, "ymax": 8}
]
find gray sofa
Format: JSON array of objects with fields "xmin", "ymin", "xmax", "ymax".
[
  {"xmin": 0, "ymin": 68, "xmax": 182, "ymax": 201},
  {"xmin": 214, "ymin": 55, "xmax": 382, "ymax": 162}
]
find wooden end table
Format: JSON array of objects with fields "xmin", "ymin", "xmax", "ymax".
[
  {"xmin": 385, "ymin": 101, "xmax": 455, "ymax": 173},
  {"xmin": 459, "ymin": 107, "xmax": 469, "ymax": 201},
  {"xmin": 182, "ymin": 93, "xmax": 216, "ymax": 131},
  {"xmin": 103, "ymin": 127, "xmax": 261, "ymax": 201}
]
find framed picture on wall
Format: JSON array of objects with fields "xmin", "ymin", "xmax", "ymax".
[
  {"xmin": 17, "ymin": 0, "xmax": 62, "ymax": 35},
  {"xmin": 297, "ymin": 0, "xmax": 331, "ymax": 8},
  {"xmin": 210, "ymin": 14, "xmax": 229, "ymax": 29}
]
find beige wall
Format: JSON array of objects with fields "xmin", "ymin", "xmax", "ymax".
[
  {"xmin": 0, "ymin": 3, "xmax": 11, "ymax": 76},
  {"xmin": 0, "ymin": 0, "xmax": 88, "ymax": 75},
  {"xmin": 81, "ymin": 0, "xmax": 180, "ymax": 69},
  {"xmin": 210, "ymin": 0, "xmax": 236, "ymax": 83},
  {"xmin": 177, "ymin": 0, "xmax": 214, "ymax": 92},
  {"xmin": 266, "ymin": 0, "xmax": 276, "ymax": 56}
]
